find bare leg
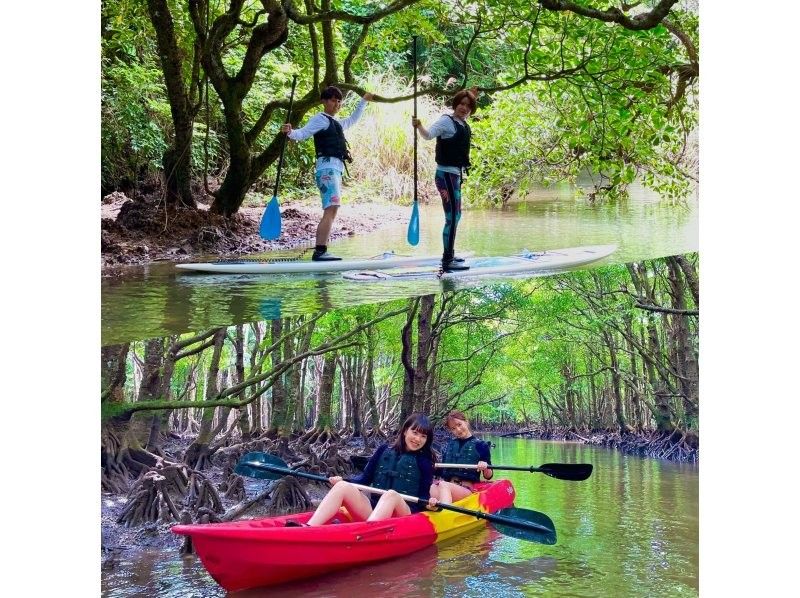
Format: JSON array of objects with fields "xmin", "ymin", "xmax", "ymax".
[
  {"xmin": 430, "ymin": 482, "xmax": 453, "ymax": 503},
  {"xmin": 315, "ymin": 206, "xmax": 340, "ymax": 246},
  {"xmin": 439, "ymin": 481, "xmax": 472, "ymax": 502},
  {"xmin": 307, "ymin": 481, "xmax": 373, "ymax": 526},
  {"xmin": 367, "ymin": 490, "xmax": 412, "ymax": 521}
]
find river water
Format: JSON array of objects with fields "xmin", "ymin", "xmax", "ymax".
[
  {"xmin": 101, "ymin": 182, "xmax": 698, "ymax": 345},
  {"xmin": 101, "ymin": 437, "xmax": 698, "ymax": 597}
]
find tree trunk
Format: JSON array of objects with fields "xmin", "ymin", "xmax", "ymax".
[
  {"xmin": 602, "ymin": 329, "xmax": 628, "ymax": 432},
  {"xmin": 561, "ymin": 363, "xmax": 577, "ymax": 430},
  {"xmin": 267, "ymin": 319, "xmax": 287, "ymax": 437},
  {"xmin": 146, "ymin": 0, "xmax": 197, "ymax": 207},
  {"xmin": 316, "ymin": 355, "xmax": 336, "ymax": 429},
  {"xmin": 400, "ymin": 298, "xmax": 420, "ymax": 422},
  {"xmin": 138, "ymin": 338, "xmax": 169, "ymax": 454},
  {"xmin": 233, "ymin": 325, "xmax": 252, "ymax": 440},
  {"xmin": 352, "ymin": 353, "xmax": 363, "ymax": 437},
  {"xmin": 413, "ymin": 294, "xmax": 435, "ymax": 413},
  {"xmin": 666, "ymin": 256, "xmax": 699, "ymax": 429},
  {"xmin": 191, "ymin": 1, "xmax": 290, "ymax": 216},
  {"xmin": 624, "ymin": 315, "xmax": 644, "ymax": 431},
  {"xmin": 627, "ymin": 262, "xmax": 675, "ymax": 433},
  {"xmin": 184, "ymin": 328, "xmax": 226, "ymax": 469},
  {"xmin": 101, "ymin": 343, "xmax": 162, "ymax": 492},
  {"xmin": 249, "ymin": 323, "xmax": 265, "ymax": 436}
]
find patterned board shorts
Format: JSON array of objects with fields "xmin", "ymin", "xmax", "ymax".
[{"xmin": 315, "ymin": 168, "xmax": 342, "ymax": 209}]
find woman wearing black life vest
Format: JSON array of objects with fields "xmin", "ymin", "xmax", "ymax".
[
  {"xmin": 281, "ymin": 86, "xmax": 373, "ymax": 262},
  {"xmin": 430, "ymin": 410, "xmax": 493, "ymax": 504},
  {"xmin": 412, "ymin": 88, "xmax": 478, "ymax": 273},
  {"xmin": 291, "ymin": 413, "xmax": 439, "ymax": 527}
]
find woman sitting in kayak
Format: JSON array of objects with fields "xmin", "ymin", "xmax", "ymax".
[
  {"xmin": 430, "ymin": 410, "xmax": 493, "ymax": 503},
  {"xmin": 298, "ymin": 413, "xmax": 439, "ymax": 526}
]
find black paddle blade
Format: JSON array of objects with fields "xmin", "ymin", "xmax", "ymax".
[
  {"xmin": 234, "ymin": 452, "xmax": 290, "ymax": 480},
  {"xmin": 538, "ymin": 463, "xmax": 593, "ymax": 481},
  {"xmin": 491, "ymin": 508, "xmax": 557, "ymax": 545}
]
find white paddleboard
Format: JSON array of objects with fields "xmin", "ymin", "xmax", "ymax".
[
  {"xmin": 342, "ymin": 245, "xmax": 617, "ymax": 281},
  {"xmin": 175, "ymin": 251, "xmax": 473, "ymax": 275}
]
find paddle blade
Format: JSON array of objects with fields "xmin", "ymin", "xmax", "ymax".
[
  {"xmin": 407, "ymin": 201, "xmax": 420, "ymax": 245},
  {"xmin": 539, "ymin": 463, "xmax": 593, "ymax": 481},
  {"xmin": 260, "ymin": 195, "xmax": 282, "ymax": 240},
  {"xmin": 492, "ymin": 508, "xmax": 557, "ymax": 545},
  {"xmin": 234, "ymin": 451, "xmax": 289, "ymax": 480}
]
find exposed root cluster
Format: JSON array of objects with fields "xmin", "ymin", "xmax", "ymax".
[
  {"xmin": 184, "ymin": 471, "xmax": 224, "ymax": 515},
  {"xmin": 595, "ymin": 429, "xmax": 698, "ymax": 463},
  {"xmin": 221, "ymin": 475, "xmax": 246, "ymax": 501},
  {"xmin": 267, "ymin": 476, "xmax": 312, "ymax": 515},
  {"xmin": 298, "ymin": 425, "xmax": 340, "ymax": 447},
  {"xmin": 101, "ymin": 429, "xmax": 157, "ymax": 494},
  {"xmin": 505, "ymin": 426, "xmax": 699, "ymax": 463},
  {"xmin": 117, "ymin": 470, "xmax": 184, "ymax": 527},
  {"xmin": 311, "ymin": 443, "xmax": 352, "ymax": 476},
  {"xmin": 363, "ymin": 427, "xmax": 388, "ymax": 441}
]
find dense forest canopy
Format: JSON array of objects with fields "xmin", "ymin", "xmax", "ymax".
[{"xmin": 102, "ymin": 0, "xmax": 698, "ymax": 211}]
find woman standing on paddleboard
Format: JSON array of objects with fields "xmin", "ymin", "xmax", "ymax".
[
  {"xmin": 412, "ymin": 88, "xmax": 478, "ymax": 273},
  {"xmin": 430, "ymin": 410, "xmax": 493, "ymax": 503},
  {"xmin": 287, "ymin": 413, "xmax": 439, "ymax": 526}
]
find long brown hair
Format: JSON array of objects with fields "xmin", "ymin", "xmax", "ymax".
[
  {"xmin": 390, "ymin": 413, "xmax": 436, "ymax": 461},
  {"xmin": 444, "ymin": 410, "xmax": 470, "ymax": 429}
]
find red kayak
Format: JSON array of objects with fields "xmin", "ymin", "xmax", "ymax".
[{"xmin": 172, "ymin": 480, "xmax": 515, "ymax": 592}]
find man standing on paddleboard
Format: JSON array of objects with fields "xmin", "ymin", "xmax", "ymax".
[
  {"xmin": 281, "ymin": 86, "xmax": 373, "ymax": 261},
  {"xmin": 412, "ymin": 88, "xmax": 477, "ymax": 272}
]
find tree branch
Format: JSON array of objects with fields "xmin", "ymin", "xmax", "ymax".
[
  {"xmin": 538, "ymin": 0, "xmax": 679, "ymax": 30},
  {"xmin": 284, "ymin": 0, "xmax": 419, "ymax": 25}
]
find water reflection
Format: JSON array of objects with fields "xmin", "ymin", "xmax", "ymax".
[{"xmin": 102, "ymin": 185, "xmax": 697, "ymax": 345}]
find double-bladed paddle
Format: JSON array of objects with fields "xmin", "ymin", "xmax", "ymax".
[
  {"xmin": 235, "ymin": 451, "xmax": 556, "ymax": 545},
  {"xmin": 407, "ymin": 35, "xmax": 420, "ymax": 246},
  {"xmin": 260, "ymin": 74, "xmax": 298, "ymax": 240},
  {"xmin": 436, "ymin": 462, "xmax": 593, "ymax": 482}
]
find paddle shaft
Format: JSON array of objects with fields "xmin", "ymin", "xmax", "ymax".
[
  {"xmin": 436, "ymin": 462, "xmax": 592, "ymax": 477},
  {"xmin": 273, "ymin": 75, "xmax": 298, "ymax": 197},
  {"xmin": 438, "ymin": 463, "xmax": 548, "ymax": 472},
  {"xmin": 243, "ymin": 460, "xmax": 553, "ymax": 534},
  {"xmin": 412, "ymin": 35, "xmax": 418, "ymax": 203}
]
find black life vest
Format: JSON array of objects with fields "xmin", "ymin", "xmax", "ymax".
[
  {"xmin": 371, "ymin": 447, "xmax": 422, "ymax": 498},
  {"xmin": 435, "ymin": 115, "xmax": 471, "ymax": 170},
  {"xmin": 440, "ymin": 437, "xmax": 482, "ymax": 482},
  {"xmin": 313, "ymin": 114, "xmax": 352, "ymax": 163}
]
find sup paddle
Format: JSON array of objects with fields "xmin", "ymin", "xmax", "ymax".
[
  {"xmin": 436, "ymin": 462, "xmax": 593, "ymax": 481},
  {"xmin": 407, "ymin": 35, "xmax": 420, "ymax": 246},
  {"xmin": 260, "ymin": 74, "xmax": 298, "ymax": 240},
  {"xmin": 235, "ymin": 452, "xmax": 556, "ymax": 545}
]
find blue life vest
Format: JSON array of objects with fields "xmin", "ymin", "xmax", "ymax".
[
  {"xmin": 371, "ymin": 447, "xmax": 422, "ymax": 497},
  {"xmin": 440, "ymin": 437, "xmax": 482, "ymax": 482}
]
